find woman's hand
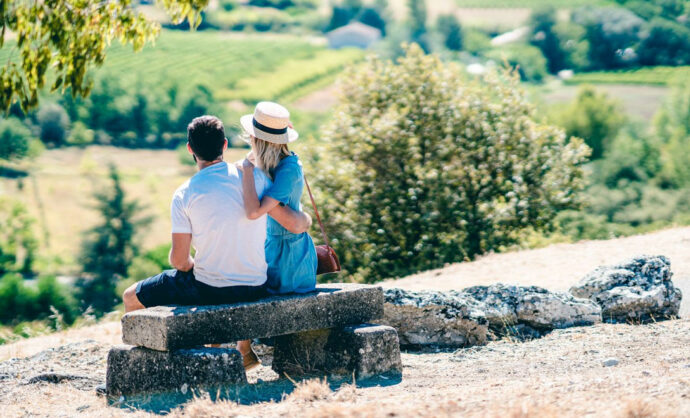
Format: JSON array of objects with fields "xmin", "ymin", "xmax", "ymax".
[{"xmin": 236, "ymin": 157, "xmax": 255, "ymax": 174}]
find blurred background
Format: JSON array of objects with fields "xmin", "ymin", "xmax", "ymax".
[{"xmin": 0, "ymin": 0, "xmax": 689, "ymax": 342}]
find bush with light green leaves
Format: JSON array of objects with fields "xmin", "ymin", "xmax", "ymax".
[{"xmin": 309, "ymin": 45, "xmax": 590, "ymax": 283}]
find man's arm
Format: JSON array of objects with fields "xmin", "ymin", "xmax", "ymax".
[
  {"xmin": 169, "ymin": 233, "xmax": 194, "ymax": 271},
  {"xmin": 269, "ymin": 205, "xmax": 313, "ymax": 234}
]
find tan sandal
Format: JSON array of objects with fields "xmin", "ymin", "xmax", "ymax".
[{"xmin": 242, "ymin": 346, "xmax": 261, "ymax": 371}]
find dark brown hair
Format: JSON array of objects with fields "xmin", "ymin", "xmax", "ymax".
[{"xmin": 187, "ymin": 116, "xmax": 226, "ymax": 162}]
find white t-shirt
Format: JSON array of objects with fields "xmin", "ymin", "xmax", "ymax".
[{"xmin": 171, "ymin": 161, "xmax": 271, "ymax": 287}]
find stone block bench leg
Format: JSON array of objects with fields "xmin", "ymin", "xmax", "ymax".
[
  {"xmin": 106, "ymin": 345, "xmax": 247, "ymax": 397},
  {"xmin": 272, "ymin": 324, "xmax": 402, "ymax": 379}
]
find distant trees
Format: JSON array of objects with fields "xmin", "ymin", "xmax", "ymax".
[
  {"xmin": 529, "ymin": 7, "xmax": 567, "ymax": 73},
  {"xmin": 550, "ymin": 86, "xmax": 625, "ymax": 160},
  {"xmin": 0, "ymin": 118, "xmax": 33, "ymax": 161},
  {"xmin": 326, "ymin": 0, "xmax": 388, "ymax": 34},
  {"xmin": 312, "ymin": 45, "xmax": 590, "ymax": 282},
  {"xmin": 37, "ymin": 104, "xmax": 70, "ymax": 147},
  {"xmin": 407, "ymin": 0, "xmax": 429, "ymax": 52},
  {"xmin": 655, "ymin": 79, "xmax": 690, "ymax": 187},
  {"xmin": 437, "ymin": 14, "xmax": 463, "ymax": 51},
  {"xmin": 0, "ymin": 198, "xmax": 37, "ymax": 276},
  {"xmin": 76, "ymin": 166, "xmax": 151, "ymax": 315}
]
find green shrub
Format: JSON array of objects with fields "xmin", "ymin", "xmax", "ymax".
[
  {"xmin": 0, "ymin": 274, "xmax": 77, "ymax": 326},
  {"xmin": 654, "ymin": 79, "xmax": 690, "ymax": 187},
  {"xmin": 311, "ymin": 45, "xmax": 590, "ymax": 282},
  {"xmin": 0, "ymin": 118, "xmax": 32, "ymax": 161},
  {"xmin": 549, "ymin": 85, "xmax": 625, "ymax": 159},
  {"xmin": 0, "ymin": 198, "xmax": 37, "ymax": 275},
  {"xmin": 67, "ymin": 122, "xmax": 95, "ymax": 146},
  {"xmin": 485, "ymin": 45, "xmax": 548, "ymax": 83},
  {"xmin": 37, "ymin": 103, "xmax": 70, "ymax": 146},
  {"xmin": 638, "ymin": 18, "xmax": 690, "ymax": 66},
  {"xmin": 436, "ymin": 14, "xmax": 463, "ymax": 51}
]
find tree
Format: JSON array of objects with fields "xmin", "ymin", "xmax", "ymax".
[
  {"xmin": 76, "ymin": 165, "xmax": 151, "ymax": 315},
  {"xmin": 655, "ymin": 79, "xmax": 690, "ymax": 187},
  {"xmin": 437, "ymin": 14, "xmax": 463, "ymax": 51},
  {"xmin": 37, "ymin": 103, "xmax": 70, "ymax": 146},
  {"xmin": 310, "ymin": 45, "xmax": 590, "ymax": 282},
  {"xmin": 0, "ymin": 198, "xmax": 37, "ymax": 275},
  {"xmin": 529, "ymin": 6, "xmax": 566, "ymax": 73},
  {"xmin": 0, "ymin": 0, "xmax": 209, "ymax": 112},
  {"xmin": 573, "ymin": 7, "xmax": 643, "ymax": 70},
  {"xmin": 408, "ymin": 0, "xmax": 429, "ymax": 52},
  {"xmin": 551, "ymin": 85, "xmax": 625, "ymax": 159},
  {"xmin": 0, "ymin": 118, "xmax": 32, "ymax": 160},
  {"xmin": 638, "ymin": 18, "xmax": 690, "ymax": 66}
]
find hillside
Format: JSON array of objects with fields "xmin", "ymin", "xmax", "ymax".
[{"xmin": 0, "ymin": 229, "xmax": 688, "ymax": 416}]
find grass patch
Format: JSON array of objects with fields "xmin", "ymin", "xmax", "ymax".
[{"xmin": 566, "ymin": 66, "xmax": 690, "ymax": 86}]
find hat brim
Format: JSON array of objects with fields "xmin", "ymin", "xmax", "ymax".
[{"xmin": 240, "ymin": 114, "xmax": 299, "ymax": 145}]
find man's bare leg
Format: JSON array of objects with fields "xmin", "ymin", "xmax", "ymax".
[{"xmin": 123, "ymin": 283, "xmax": 146, "ymax": 313}]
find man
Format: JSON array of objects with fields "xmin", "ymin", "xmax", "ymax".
[{"xmin": 122, "ymin": 115, "xmax": 311, "ymax": 365}]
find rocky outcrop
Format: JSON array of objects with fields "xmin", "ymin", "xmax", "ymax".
[
  {"xmin": 376, "ymin": 288, "xmax": 489, "ymax": 348},
  {"xmin": 569, "ymin": 255, "xmax": 682, "ymax": 323},
  {"xmin": 378, "ymin": 285, "xmax": 602, "ymax": 347},
  {"xmin": 465, "ymin": 284, "xmax": 602, "ymax": 337}
]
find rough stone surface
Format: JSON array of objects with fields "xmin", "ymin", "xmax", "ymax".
[
  {"xmin": 272, "ymin": 324, "xmax": 402, "ymax": 379},
  {"xmin": 569, "ymin": 255, "xmax": 682, "ymax": 322},
  {"xmin": 376, "ymin": 288, "xmax": 489, "ymax": 348},
  {"xmin": 106, "ymin": 345, "xmax": 246, "ymax": 396},
  {"xmin": 122, "ymin": 284, "xmax": 384, "ymax": 351},
  {"xmin": 465, "ymin": 284, "xmax": 602, "ymax": 333}
]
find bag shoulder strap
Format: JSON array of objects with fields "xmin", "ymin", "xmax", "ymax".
[{"xmin": 303, "ymin": 175, "xmax": 331, "ymax": 248}]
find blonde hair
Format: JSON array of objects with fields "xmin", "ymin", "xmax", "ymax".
[{"xmin": 250, "ymin": 136, "xmax": 290, "ymax": 180}]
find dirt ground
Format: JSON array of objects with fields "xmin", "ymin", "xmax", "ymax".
[
  {"xmin": 1, "ymin": 228, "xmax": 689, "ymax": 416},
  {"xmin": 0, "ymin": 319, "xmax": 688, "ymax": 417}
]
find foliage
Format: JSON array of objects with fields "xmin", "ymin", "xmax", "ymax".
[
  {"xmin": 654, "ymin": 79, "xmax": 690, "ymax": 187},
  {"xmin": 437, "ymin": 14, "xmax": 463, "ymax": 51},
  {"xmin": 0, "ymin": 274, "xmax": 77, "ymax": 325},
  {"xmin": 572, "ymin": 7, "xmax": 644, "ymax": 70},
  {"xmin": 485, "ymin": 45, "xmax": 548, "ymax": 83},
  {"xmin": 0, "ymin": 0, "xmax": 209, "ymax": 112},
  {"xmin": 408, "ymin": 0, "xmax": 430, "ymax": 52},
  {"xmin": 37, "ymin": 103, "xmax": 71, "ymax": 147},
  {"xmin": 0, "ymin": 117, "xmax": 32, "ymax": 160},
  {"xmin": 311, "ymin": 45, "xmax": 590, "ymax": 282},
  {"xmin": 549, "ymin": 85, "xmax": 625, "ymax": 159},
  {"xmin": 637, "ymin": 18, "xmax": 690, "ymax": 66},
  {"xmin": 529, "ymin": 6, "xmax": 566, "ymax": 73},
  {"xmin": 76, "ymin": 166, "xmax": 151, "ymax": 315},
  {"xmin": 0, "ymin": 198, "xmax": 37, "ymax": 275}
]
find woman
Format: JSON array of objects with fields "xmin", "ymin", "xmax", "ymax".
[{"xmin": 236, "ymin": 102, "xmax": 318, "ymax": 367}]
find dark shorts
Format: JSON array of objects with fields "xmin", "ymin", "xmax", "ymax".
[{"xmin": 135, "ymin": 269, "xmax": 268, "ymax": 308}]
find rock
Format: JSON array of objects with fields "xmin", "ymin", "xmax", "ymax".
[
  {"xmin": 122, "ymin": 284, "xmax": 384, "ymax": 351},
  {"xmin": 272, "ymin": 324, "xmax": 402, "ymax": 379},
  {"xmin": 106, "ymin": 345, "xmax": 246, "ymax": 396},
  {"xmin": 570, "ymin": 255, "xmax": 682, "ymax": 322},
  {"xmin": 466, "ymin": 284, "xmax": 602, "ymax": 332},
  {"xmin": 376, "ymin": 288, "xmax": 489, "ymax": 347},
  {"xmin": 602, "ymin": 358, "xmax": 619, "ymax": 367}
]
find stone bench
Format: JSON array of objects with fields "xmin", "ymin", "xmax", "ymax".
[{"xmin": 107, "ymin": 284, "xmax": 402, "ymax": 396}]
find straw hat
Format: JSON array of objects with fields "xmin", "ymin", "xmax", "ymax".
[{"xmin": 240, "ymin": 102, "xmax": 299, "ymax": 144}]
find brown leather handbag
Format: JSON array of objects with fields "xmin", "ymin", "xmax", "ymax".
[{"xmin": 304, "ymin": 176, "xmax": 341, "ymax": 275}]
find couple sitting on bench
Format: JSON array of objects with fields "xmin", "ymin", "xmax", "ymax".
[{"xmin": 122, "ymin": 102, "xmax": 317, "ymax": 369}]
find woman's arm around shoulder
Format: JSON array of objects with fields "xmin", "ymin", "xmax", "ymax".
[{"xmin": 239, "ymin": 158, "xmax": 280, "ymax": 220}]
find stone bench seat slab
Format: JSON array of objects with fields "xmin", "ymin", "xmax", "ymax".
[
  {"xmin": 122, "ymin": 284, "xmax": 384, "ymax": 351},
  {"xmin": 106, "ymin": 345, "xmax": 246, "ymax": 396}
]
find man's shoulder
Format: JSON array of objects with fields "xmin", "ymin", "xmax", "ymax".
[{"xmin": 173, "ymin": 179, "xmax": 191, "ymax": 200}]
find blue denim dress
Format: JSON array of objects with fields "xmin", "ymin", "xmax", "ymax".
[{"xmin": 264, "ymin": 153, "xmax": 317, "ymax": 294}]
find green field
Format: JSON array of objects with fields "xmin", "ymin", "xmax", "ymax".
[
  {"xmin": 566, "ymin": 67, "xmax": 690, "ymax": 86},
  {"xmin": 454, "ymin": 0, "xmax": 612, "ymax": 7},
  {"xmin": 0, "ymin": 30, "xmax": 362, "ymax": 106}
]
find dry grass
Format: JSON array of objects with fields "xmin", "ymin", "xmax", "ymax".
[{"xmin": 1, "ymin": 146, "xmax": 247, "ymax": 273}]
